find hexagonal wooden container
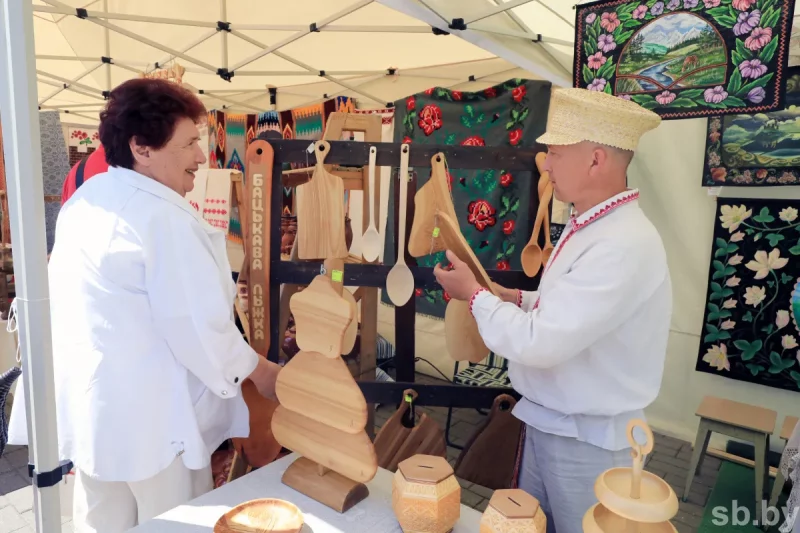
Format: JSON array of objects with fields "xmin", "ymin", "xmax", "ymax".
[
  {"xmin": 479, "ymin": 489, "xmax": 547, "ymax": 533},
  {"xmin": 392, "ymin": 454, "xmax": 461, "ymax": 533}
]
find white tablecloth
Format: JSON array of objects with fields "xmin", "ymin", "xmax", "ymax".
[{"xmin": 127, "ymin": 453, "xmax": 483, "ymax": 533}]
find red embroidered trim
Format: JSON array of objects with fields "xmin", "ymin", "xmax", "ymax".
[
  {"xmin": 468, "ymin": 287, "xmax": 489, "ymax": 316},
  {"xmin": 532, "ymin": 191, "xmax": 639, "ymax": 311},
  {"xmin": 516, "ymin": 289, "xmax": 523, "ymax": 308}
]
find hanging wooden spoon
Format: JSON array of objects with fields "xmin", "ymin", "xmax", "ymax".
[
  {"xmin": 361, "ymin": 146, "xmax": 381, "ymax": 262},
  {"xmin": 520, "ymin": 182, "xmax": 552, "ymax": 277},
  {"xmin": 385, "ymin": 144, "xmax": 414, "ymax": 306},
  {"xmin": 542, "ymin": 195, "xmax": 555, "ymax": 266}
]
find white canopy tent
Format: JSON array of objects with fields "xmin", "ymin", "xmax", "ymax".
[{"xmin": 7, "ymin": 1, "xmax": 800, "ymax": 532}]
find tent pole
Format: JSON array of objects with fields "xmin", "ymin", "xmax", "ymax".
[
  {"xmin": 32, "ymin": 4, "xmax": 217, "ymax": 28},
  {"xmin": 151, "ymin": 28, "xmax": 218, "ymax": 70},
  {"xmin": 37, "ymin": 78, "xmax": 105, "ymax": 101},
  {"xmin": 103, "ymin": 0, "xmax": 111, "ymax": 91},
  {"xmin": 465, "ymin": 0, "xmax": 536, "ymax": 24},
  {"xmin": 220, "ymin": 0, "xmax": 227, "ymax": 70},
  {"xmin": 0, "ymin": 1, "xmax": 64, "ymax": 532},
  {"xmin": 37, "ymin": 63, "xmax": 104, "ymax": 104}
]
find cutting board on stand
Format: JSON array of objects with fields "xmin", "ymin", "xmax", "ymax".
[{"xmin": 454, "ymin": 394, "xmax": 523, "ymax": 489}]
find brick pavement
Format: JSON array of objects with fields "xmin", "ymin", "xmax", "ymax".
[{"xmin": 1, "ymin": 374, "xmax": 727, "ymax": 533}]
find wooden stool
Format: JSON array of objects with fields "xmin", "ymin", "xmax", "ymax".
[
  {"xmin": 684, "ymin": 396, "xmax": 776, "ymax": 524},
  {"xmin": 767, "ymin": 416, "xmax": 798, "ymax": 510}
]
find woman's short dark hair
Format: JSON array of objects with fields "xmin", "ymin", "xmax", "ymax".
[{"xmin": 98, "ymin": 78, "xmax": 206, "ymax": 169}]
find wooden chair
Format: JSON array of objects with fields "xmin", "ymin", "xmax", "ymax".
[
  {"xmin": 768, "ymin": 415, "xmax": 798, "ymax": 510},
  {"xmin": 684, "ymin": 396, "xmax": 777, "ymax": 524}
]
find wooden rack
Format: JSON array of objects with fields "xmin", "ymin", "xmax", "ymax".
[{"xmin": 266, "ymin": 139, "xmax": 543, "ymax": 414}]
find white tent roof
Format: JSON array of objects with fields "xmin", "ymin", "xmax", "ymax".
[{"xmin": 31, "ymin": 0, "xmax": 579, "ymax": 124}]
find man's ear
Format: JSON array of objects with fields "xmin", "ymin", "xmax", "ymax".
[{"xmin": 129, "ymin": 137, "xmax": 150, "ymax": 167}]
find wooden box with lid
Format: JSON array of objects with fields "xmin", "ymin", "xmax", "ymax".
[
  {"xmin": 479, "ymin": 489, "xmax": 546, "ymax": 533},
  {"xmin": 392, "ymin": 454, "xmax": 461, "ymax": 533}
]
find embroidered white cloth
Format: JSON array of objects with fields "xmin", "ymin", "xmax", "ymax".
[
  {"xmin": 126, "ymin": 453, "xmax": 483, "ymax": 533},
  {"xmin": 470, "ymin": 189, "xmax": 673, "ymax": 451},
  {"xmin": 36, "ymin": 166, "xmax": 259, "ymax": 483}
]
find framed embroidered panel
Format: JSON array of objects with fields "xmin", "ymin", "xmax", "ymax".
[
  {"xmin": 573, "ymin": 0, "xmax": 797, "ymax": 119},
  {"xmin": 702, "ymin": 66, "xmax": 800, "ymax": 186},
  {"xmin": 696, "ymin": 198, "xmax": 800, "ymax": 392}
]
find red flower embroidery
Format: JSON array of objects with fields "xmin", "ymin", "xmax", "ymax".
[
  {"xmin": 500, "ymin": 173, "xmax": 513, "ymax": 187},
  {"xmin": 403, "ymin": 136, "xmax": 412, "ymax": 144},
  {"xmin": 503, "ymin": 220, "xmax": 515, "ymax": 235},
  {"xmin": 485, "ymin": 87, "xmax": 497, "ymax": 98},
  {"xmin": 451, "ymin": 91, "xmax": 463, "ymax": 101},
  {"xmin": 461, "ymin": 136, "xmax": 485, "ymax": 147},
  {"xmin": 415, "ymin": 288, "xmax": 423, "ymax": 297},
  {"xmin": 406, "ymin": 96, "xmax": 416, "ymax": 111},
  {"xmin": 443, "ymin": 291, "xmax": 451, "ymax": 303},
  {"xmin": 509, "ymin": 129, "xmax": 522, "ymax": 146},
  {"xmin": 467, "ymin": 200, "xmax": 497, "ymax": 231},
  {"xmin": 424, "ymin": 87, "xmax": 435, "ymax": 95},
  {"xmin": 418, "ymin": 104, "xmax": 443, "ymax": 136},
  {"xmin": 512, "ymin": 86, "xmax": 527, "ymax": 103},
  {"xmin": 496, "ymin": 260, "xmax": 510, "ymax": 271}
]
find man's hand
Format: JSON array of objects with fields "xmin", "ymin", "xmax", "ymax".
[
  {"xmin": 433, "ymin": 250, "xmax": 482, "ymax": 301},
  {"xmin": 247, "ymin": 357, "xmax": 281, "ymax": 400}
]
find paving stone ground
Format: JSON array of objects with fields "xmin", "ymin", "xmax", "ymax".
[{"xmin": 0, "ymin": 373, "xmax": 734, "ymax": 532}]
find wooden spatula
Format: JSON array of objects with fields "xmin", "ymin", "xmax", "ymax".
[
  {"xmin": 296, "ymin": 140, "xmax": 349, "ymax": 260},
  {"xmin": 408, "ymin": 153, "xmax": 457, "ymax": 257},
  {"xmin": 275, "ymin": 350, "xmax": 367, "ymax": 435},
  {"xmin": 271, "ymin": 406, "xmax": 378, "ymax": 483},
  {"xmin": 289, "ymin": 275, "xmax": 353, "ymax": 358},
  {"xmin": 385, "ymin": 144, "xmax": 415, "ymax": 306},
  {"xmin": 361, "ymin": 146, "xmax": 381, "ymax": 262}
]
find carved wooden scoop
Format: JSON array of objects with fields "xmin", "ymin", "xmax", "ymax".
[{"xmin": 520, "ymin": 181, "xmax": 552, "ymax": 277}]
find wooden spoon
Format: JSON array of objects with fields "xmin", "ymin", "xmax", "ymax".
[
  {"xmin": 361, "ymin": 146, "xmax": 381, "ymax": 262},
  {"xmin": 385, "ymin": 144, "xmax": 414, "ymax": 306},
  {"xmin": 520, "ymin": 182, "xmax": 552, "ymax": 277},
  {"xmin": 542, "ymin": 197, "xmax": 555, "ymax": 266}
]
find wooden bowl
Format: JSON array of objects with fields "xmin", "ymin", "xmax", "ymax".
[
  {"xmin": 582, "ymin": 503, "xmax": 678, "ymax": 533},
  {"xmin": 214, "ymin": 498, "xmax": 303, "ymax": 533},
  {"xmin": 594, "ymin": 467, "xmax": 678, "ymax": 523}
]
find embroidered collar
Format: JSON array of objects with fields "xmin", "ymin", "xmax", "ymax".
[{"xmin": 570, "ymin": 189, "xmax": 640, "ymax": 230}]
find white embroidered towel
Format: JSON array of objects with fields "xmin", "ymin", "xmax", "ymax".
[
  {"xmin": 203, "ymin": 169, "xmax": 234, "ymax": 233},
  {"xmin": 185, "ymin": 169, "xmax": 209, "ymax": 216}
]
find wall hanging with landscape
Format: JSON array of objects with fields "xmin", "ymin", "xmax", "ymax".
[
  {"xmin": 702, "ymin": 66, "xmax": 800, "ymax": 186},
  {"xmin": 573, "ymin": 0, "xmax": 796, "ymax": 119},
  {"xmin": 696, "ymin": 198, "xmax": 800, "ymax": 392}
]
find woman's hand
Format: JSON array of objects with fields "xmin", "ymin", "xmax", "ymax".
[{"xmin": 248, "ymin": 357, "xmax": 281, "ymax": 400}]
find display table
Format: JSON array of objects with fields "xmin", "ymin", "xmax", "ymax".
[{"xmin": 127, "ymin": 453, "xmax": 483, "ymax": 533}]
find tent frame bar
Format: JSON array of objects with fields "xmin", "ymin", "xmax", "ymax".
[
  {"xmin": 37, "ymin": 62, "xmax": 104, "ymax": 105},
  {"xmin": 465, "ymin": 0, "xmax": 536, "ymax": 24}
]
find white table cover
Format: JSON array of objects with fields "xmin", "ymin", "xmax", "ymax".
[{"xmin": 127, "ymin": 453, "xmax": 483, "ymax": 532}]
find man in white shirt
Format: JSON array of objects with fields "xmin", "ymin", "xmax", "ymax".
[
  {"xmin": 434, "ymin": 88, "xmax": 672, "ymax": 533},
  {"xmin": 44, "ymin": 78, "xmax": 281, "ymax": 532}
]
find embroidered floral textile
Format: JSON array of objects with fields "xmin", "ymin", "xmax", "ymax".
[
  {"xmin": 702, "ymin": 66, "xmax": 800, "ymax": 187},
  {"xmin": 574, "ymin": 0, "xmax": 796, "ymax": 119},
  {"xmin": 696, "ymin": 198, "xmax": 800, "ymax": 391},
  {"xmin": 381, "ymin": 79, "xmax": 552, "ymax": 318}
]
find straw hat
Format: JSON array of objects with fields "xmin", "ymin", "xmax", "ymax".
[{"xmin": 536, "ymin": 88, "xmax": 661, "ymax": 152}]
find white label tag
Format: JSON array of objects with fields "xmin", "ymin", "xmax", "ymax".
[
  {"xmin": 707, "ymin": 187, "xmax": 722, "ymax": 196},
  {"xmin": 306, "ymin": 142, "xmax": 315, "ymax": 154}
]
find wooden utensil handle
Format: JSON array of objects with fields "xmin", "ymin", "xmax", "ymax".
[
  {"xmin": 397, "ymin": 144, "xmax": 410, "ymax": 266},
  {"xmin": 527, "ymin": 183, "xmax": 551, "ymax": 247},
  {"xmin": 368, "ymin": 147, "xmax": 377, "ymax": 228}
]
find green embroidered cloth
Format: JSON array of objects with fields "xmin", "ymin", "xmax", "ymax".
[{"xmin": 381, "ymin": 79, "xmax": 552, "ymax": 318}]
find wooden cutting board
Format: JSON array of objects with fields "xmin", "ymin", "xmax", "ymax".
[
  {"xmin": 289, "ymin": 275, "xmax": 353, "ymax": 359},
  {"xmin": 296, "ymin": 140, "xmax": 348, "ymax": 259},
  {"xmin": 271, "ymin": 405, "xmax": 378, "ymax": 484},
  {"xmin": 454, "ymin": 394, "xmax": 523, "ymax": 489},
  {"xmin": 408, "ymin": 153, "xmax": 458, "ymax": 257},
  {"xmin": 373, "ymin": 389, "xmax": 417, "ymax": 470},
  {"xmin": 385, "ymin": 412, "xmax": 447, "ymax": 473},
  {"xmin": 275, "ymin": 350, "xmax": 367, "ymax": 434},
  {"xmin": 435, "ymin": 209, "xmax": 495, "ymax": 293},
  {"xmin": 323, "ymin": 258, "xmax": 358, "ymax": 355}
]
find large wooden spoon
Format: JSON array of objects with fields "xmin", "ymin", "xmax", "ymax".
[
  {"xmin": 520, "ymin": 182, "xmax": 552, "ymax": 277},
  {"xmin": 361, "ymin": 146, "xmax": 381, "ymax": 262},
  {"xmin": 386, "ymin": 144, "xmax": 414, "ymax": 306}
]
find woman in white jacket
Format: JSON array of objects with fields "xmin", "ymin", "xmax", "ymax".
[{"xmin": 45, "ymin": 78, "xmax": 281, "ymax": 532}]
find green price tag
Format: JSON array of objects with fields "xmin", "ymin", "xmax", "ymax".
[
  {"xmin": 332, "ymin": 269, "xmax": 343, "ymax": 282},
  {"xmin": 432, "ymin": 227, "xmax": 440, "ymax": 237}
]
